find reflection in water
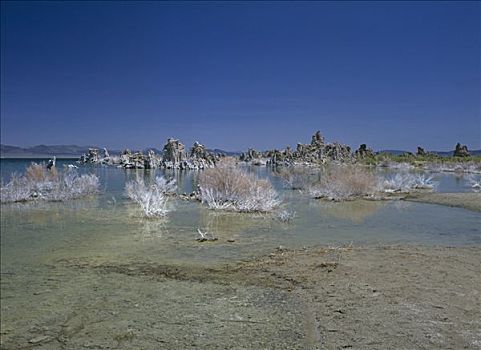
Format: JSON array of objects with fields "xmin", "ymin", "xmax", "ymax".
[
  {"xmin": 317, "ymin": 200, "xmax": 387, "ymax": 223},
  {"xmin": 3, "ymin": 196, "xmax": 101, "ymax": 211},
  {"xmin": 392, "ymin": 200, "xmax": 413, "ymax": 211},
  {"xmin": 136, "ymin": 218, "xmax": 170, "ymax": 241},
  {"xmin": 1, "ymin": 198, "xmax": 102, "ymax": 227},
  {"xmin": 122, "ymin": 168, "xmax": 199, "ymax": 194},
  {"xmin": 198, "ymin": 208, "xmax": 275, "ymax": 240}
]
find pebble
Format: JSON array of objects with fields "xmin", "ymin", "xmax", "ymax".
[
  {"xmin": 29, "ymin": 335, "xmax": 50, "ymax": 344},
  {"xmin": 33, "ymin": 289, "xmax": 51, "ymax": 295}
]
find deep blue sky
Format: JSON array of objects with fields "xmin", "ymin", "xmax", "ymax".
[{"xmin": 1, "ymin": 1, "xmax": 480, "ymax": 151}]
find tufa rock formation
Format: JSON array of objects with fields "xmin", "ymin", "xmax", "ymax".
[
  {"xmin": 240, "ymin": 148, "xmax": 262, "ymax": 162},
  {"xmin": 79, "ymin": 139, "xmax": 217, "ymax": 170},
  {"xmin": 79, "ymin": 148, "xmax": 101, "ymax": 163},
  {"xmin": 189, "ymin": 141, "xmax": 217, "ymax": 169},
  {"xmin": 417, "ymin": 147, "xmax": 427, "ymax": 157},
  {"xmin": 453, "ymin": 143, "xmax": 470, "ymax": 157},
  {"xmin": 145, "ymin": 149, "xmax": 160, "ymax": 169},
  {"xmin": 355, "ymin": 144, "xmax": 375, "ymax": 159},
  {"xmin": 162, "ymin": 138, "xmax": 186, "ymax": 167},
  {"xmin": 240, "ymin": 131, "xmax": 352, "ymax": 166}
]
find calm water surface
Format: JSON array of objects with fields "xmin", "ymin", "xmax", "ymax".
[{"xmin": 1, "ymin": 159, "xmax": 480, "ymax": 264}]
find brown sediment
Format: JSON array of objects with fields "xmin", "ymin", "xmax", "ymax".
[
  {"xmin": 403, "ymin": 192, "xmax": 481, "ymax": 212},
  {"xmin": 51, "ymin": 244, "xmax": 481, "ymax": 349},
  {"xmin": 2, "ymin": 245, "xmax": 480, "ymax": 349}
]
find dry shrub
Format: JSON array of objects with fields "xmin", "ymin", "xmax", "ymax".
[
  {"xmin": 309, "ymin": 165, "xmax": 379, "ymax": 201},
  {"xmin": 49, "ymin": 166, "xmax": 59, "ymax": 179},
  {"xmin": 26, "ymin": 162, "xmax": 58, "ymax": 182},
  {"xmin": 216, "ymin": 156, "xmax": 238, "ymax": 168},
  {"xmin": 199, "ymin": 166, "xmax": 280, "ymax": 212}
]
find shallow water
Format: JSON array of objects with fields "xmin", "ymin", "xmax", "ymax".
[
  {"xmin": 1, "ymin": 159, "xmax": 480, "ymax": 348},
  {"xmin": 1, "ymin": 159, "xmax": 480, "ymax": 276}
]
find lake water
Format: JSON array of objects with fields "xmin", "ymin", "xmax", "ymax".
[
  {"xmin": 1, "ymin": 158, "xmax": 480, "ymax": 263},
  {"xmin": 1, "ymin": 158, "xmax": 480, "ymax": 348}
]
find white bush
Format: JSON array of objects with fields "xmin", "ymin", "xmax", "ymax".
[
  {"xmin": 0, "ymin": 174, "xmax": 32, "ymax": 203},
  {"xmin": 154, "ymin": 176, "xmax": 177, "ymax": 194},
  {"xmin": 50, "ymin": 171, "xmax": 100, "ymax": 201},
  {"xmin": 381, "ymin": 173, "xmax": 436, "ymax": 193},
  {"xmin": 411, "ymin": 174, "xmax": 436, "ymax": 189},
  {"xmin": 276, "ymin": 209, "xmax": 296, "ymax": 223},
  {"xmin": 0, "ymin": 165, "xmax": 99, "ymax": 204},
  {"xmin": 125, "ymin": 176, "xmax": 176, "ymax": 217},
  {"xmin": 466, "ymin": 175, "xmax": 481, "ymax": 191}
]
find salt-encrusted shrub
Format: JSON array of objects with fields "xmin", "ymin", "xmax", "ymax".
[
  {"xmin": 411, "ymin": 174, "xmax": 437, "ymax": 189},
  {"xmin": 154, "ymin": 176, "xmax": 177, "ymax": 194},
  {"xmin": 125, "ymin": 176, "xmax": 176, "ymax": 217},
  {"xmin": 466, "ymin": 175, "xmax": 481, "ymax": 192},
  {"xmin": 309, "ymin": 165, "xmax": 379, "ymax": 201},
  {"xmin": 198, "ymin": 166, "xmax": 280, "ymax": 212},
  {"xmin": 381, "ymin": 173, "xmax": 436, "ymax": 193},
  {"xmin": 276, "ymin": 209, "xmax": 296, "ymax": 223},
  {"xmin": 0, "ymin": 173, "xmax": 32, "ymax": 203},
  {"xmin": 49, "ymin": 171, "xmax": 100, "ymax": 201},
  {"xmin": 0, "ymin": 164, "xmax": 100, "ymax": 203},
  {"xmin": 274, "ymin": 166, "xmax": 311, "ymax": 190}
]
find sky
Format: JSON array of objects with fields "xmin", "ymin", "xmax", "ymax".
[{"xmin": 1, "ymin": 1, "xmax": 480, "ymax": 152}]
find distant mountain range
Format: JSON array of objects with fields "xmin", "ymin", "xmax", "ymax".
[
  {"xmin": 0, "ymin": 144, "xmax": 98, "ymax": 158},
  {"xmin": 0, "ymin": 144, "xmax": 241, "ymax": 158},
  {"xmin": 379, "ymin": 149, "xmax": 481, "ymax": 156},
  {"xmin": 1, "ymin": 144, "xmax": 478, "ymax": 159}
]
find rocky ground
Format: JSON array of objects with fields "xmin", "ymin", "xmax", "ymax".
[{"xmin": 1, "ymin": 245, "xmax": 480, "ymax": 349}]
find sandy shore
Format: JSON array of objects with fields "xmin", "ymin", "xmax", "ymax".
[
  {"xmin": 403, "ymin": 192, "xmax": 481, "ymax": 212},
  {"xmin": 239, "ymin": 245, "xmax": 481, "ymax": 349},
  {"xmin": 2, "ymin": 245, "xmax": 480, "ymax": 349}
]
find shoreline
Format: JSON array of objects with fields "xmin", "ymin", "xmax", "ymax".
[{"xmin": 403, "ymin": 192, "xmax": 481, "ymax": 212}]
